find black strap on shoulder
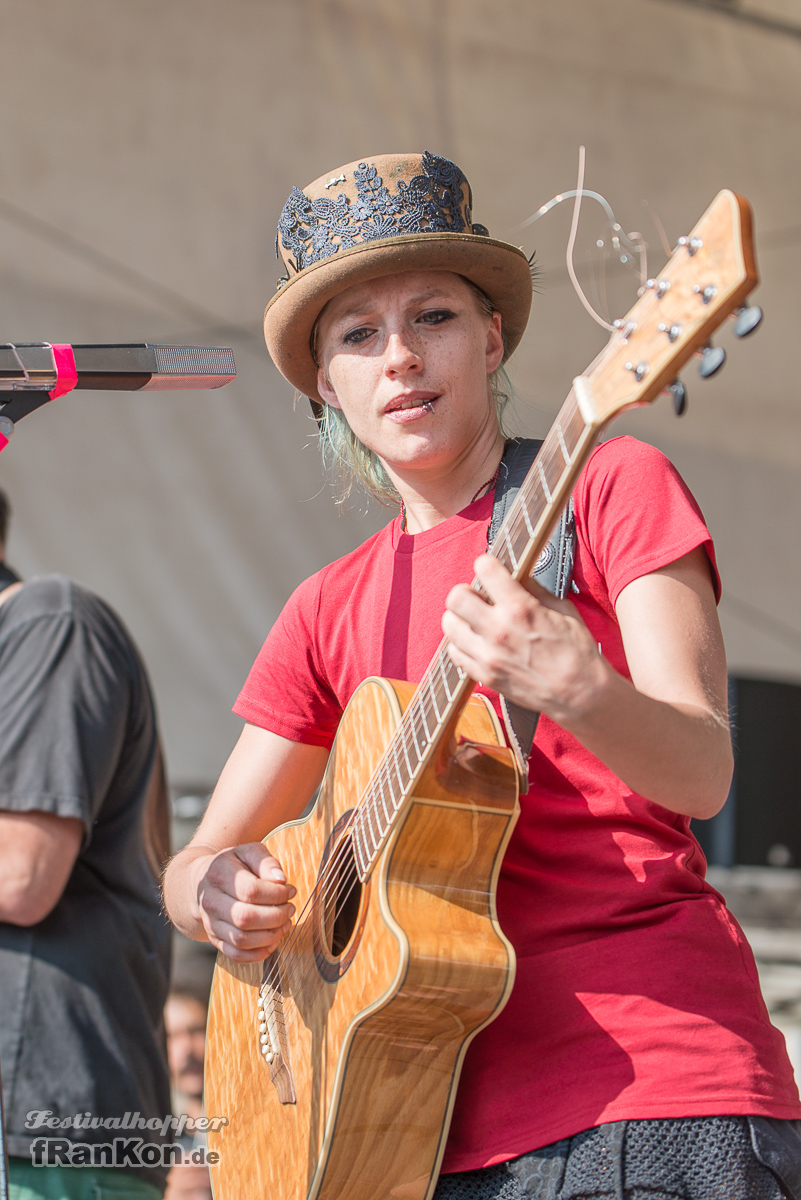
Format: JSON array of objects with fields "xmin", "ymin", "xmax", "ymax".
[{"xmin": 489, "ymin": 438, "xmax": 576, "ymax": 789}]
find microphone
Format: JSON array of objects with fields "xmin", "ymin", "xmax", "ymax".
[{"xmin": 0, "ymin": 342, "xmax": 237, "ymax": 451}]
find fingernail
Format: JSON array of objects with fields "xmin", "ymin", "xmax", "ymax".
[{"xmin": 270, "ymin": 868, "xmax": 287, "ymax": 882}]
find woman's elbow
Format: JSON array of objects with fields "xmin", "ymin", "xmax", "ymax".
[{"xmin": 690, "ymin": 737, "xmax": 734, "ymax": 821}]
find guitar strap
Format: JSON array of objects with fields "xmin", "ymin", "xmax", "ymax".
[{"xmin": 489, "ymin": 438, "xmax": 576, "ymax": 791}]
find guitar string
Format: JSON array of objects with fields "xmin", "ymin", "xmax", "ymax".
[
  {"xmin": 255, "ymin": 405, "xmax": 588, "ymax": 1038},
  {"xmin": 257, "ymin": 419, "xmax": 584, "ymax": 1033},
  {"xmin": 260, "ymin": 534, "xmax": 574, "ymax": 1040},
  {"xmin": 258, "ymin": 550, "xmax": 570, "ymax": 1045},
  {"xmin": 256, "ymin": 400, "xmax": 590, "ymax": 1040}
]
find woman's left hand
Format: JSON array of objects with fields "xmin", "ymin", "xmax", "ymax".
[
  {"xmin": 442, "ymin": 554, "xmax": 609, "ymax": 726},
  {"xmin": 442, "ymin": 546, "xmax": 733, "ymax": 819}
]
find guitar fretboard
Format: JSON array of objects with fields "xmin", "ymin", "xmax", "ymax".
[{"xmin": 349, "ymin": 388, "xmax": 597, "ymax": 879}]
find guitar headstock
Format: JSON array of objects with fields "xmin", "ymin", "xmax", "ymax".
[{"xmin": 582, "ymin": 190, "xmax": 758, "ymax": 424}]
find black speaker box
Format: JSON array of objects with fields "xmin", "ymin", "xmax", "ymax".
[{"xmin": 693, "ymin": 676, "xmax": 801, "ymax": 868}]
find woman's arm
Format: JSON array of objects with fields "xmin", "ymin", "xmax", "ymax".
[
  {"xmin": 162, "ymin": 723, "xmax": 328, "ymax": 962},
  {"xmin": 442, "ymin": 545, "xmax": 733, "ymax": 818}
]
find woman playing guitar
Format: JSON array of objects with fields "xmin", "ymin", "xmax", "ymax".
[{"xmin": 164, "ymin": 153, "xmax": 801, "ymax": 1198}]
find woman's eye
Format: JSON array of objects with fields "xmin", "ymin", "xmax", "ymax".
[
  {"xmin": 343, "ymin": 326, "xmax": 374, "ymax": 346},
  {"xmin": 418, "ymin": 309, "xmax": 455, "ymax": 326}
]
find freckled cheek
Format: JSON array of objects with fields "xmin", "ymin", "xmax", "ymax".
[{"xmin": 327, "ymin": 363, "xmax": 385, "ymax": 429}]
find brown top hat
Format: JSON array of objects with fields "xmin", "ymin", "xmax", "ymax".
[{"xmin": 263, "ymin": 151, "xmax": 533, "ymax": 406}]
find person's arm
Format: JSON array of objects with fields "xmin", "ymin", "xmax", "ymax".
[
  {"xmin": 0, "ymin": 586, "xmax": 138, "ymax": 924},
  {"xmin": 0, "ymin": 811, "xmax": 83, "ymax": 925},
  {"xmin": 441, "ymin": 545, "xmax": 732, "ymax": 818},
  {"xmin": 162, "ymin": 723, "xmax": 328, "ymax": 963}
]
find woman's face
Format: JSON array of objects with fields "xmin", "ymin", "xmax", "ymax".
[{"xmin": 315, "ymin": 271, "xmax": 504, "ymax": 480}]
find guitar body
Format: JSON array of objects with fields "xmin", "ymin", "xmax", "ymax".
[{"xmin": 205, "ymin": 675, "xmax": 519, "ymax": 1200}]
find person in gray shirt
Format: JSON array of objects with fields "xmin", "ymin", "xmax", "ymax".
[{"xmin": 0, "ymin": 487, "xmax": 173, "ymax": 1200}]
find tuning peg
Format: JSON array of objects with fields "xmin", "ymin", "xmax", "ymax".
[
  {"xmin": 698, "ymin": 344, "xmax": 726, "ymax": 379},
  {"xmin": 733, "ymin": 305, "xmax": 763, "ymax": 338},
  {"xmin": 666, "ymin": 380, "xmax": 687, "ymax": 417}
]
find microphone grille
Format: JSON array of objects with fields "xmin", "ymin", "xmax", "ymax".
[{"xmin": 153, "ymin": 346, "xmax": 236, "ymax": 376}]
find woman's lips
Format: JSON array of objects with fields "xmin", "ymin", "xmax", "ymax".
[{"xmin": 384, "ymin": 394, "xmax": 439, "ymax": 423}]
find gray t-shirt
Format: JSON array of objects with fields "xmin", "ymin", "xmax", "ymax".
[{"xmin": 0, "ymin": 576, "xmax": 172, "ymax": 1186}]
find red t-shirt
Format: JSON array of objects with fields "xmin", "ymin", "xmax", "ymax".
[{"xmin": 235, "ymin": 436, "xmax": 800, "ymax": 1169}]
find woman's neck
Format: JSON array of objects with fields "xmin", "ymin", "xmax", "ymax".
[{"xmin": 389, "ymin": 426, "xmax": 505, "ymax": 534}]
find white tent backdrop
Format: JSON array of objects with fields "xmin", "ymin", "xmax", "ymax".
[{"xmin": 0, "ymin": 0, "xmax": 799, "ymax": 787}]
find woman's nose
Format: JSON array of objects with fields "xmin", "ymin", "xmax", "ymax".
[{"xmin": 383, "ymin": 330, "xmax": 423, "ymax": 375}]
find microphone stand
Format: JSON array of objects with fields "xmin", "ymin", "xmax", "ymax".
[{"xmin": 0, "ymin": 342, "xmax": 236, "ymax": 453}]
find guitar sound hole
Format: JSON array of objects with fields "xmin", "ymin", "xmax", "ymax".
[
  {"xmin": 316, "ymin": 821, "xmax": 369, "ymax": 982},
  {"xmin": 324, "ymin": 835, "xmax": 362, "ymax": 958}
]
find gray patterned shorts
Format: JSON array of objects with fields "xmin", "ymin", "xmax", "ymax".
[{"xmin": 433, "ymin": 1117, "xmax": 801, "ymax": 1200}]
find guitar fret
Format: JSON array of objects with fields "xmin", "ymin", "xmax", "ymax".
[
  {"xmin": 520, "ymin": 497, "xmax": 535, "ymax": 539},
  {"xmin": 537, "ymin": 459, "xmax": 552, "ymax": 503},
  {"xmin": 400, "ymin": 731, "xmax": 414, "ymax": 778},
  {"xmin": 352, "ymin": 816, "xmax": 367, "ymax": 874},
  {"xmin": 362, "ymin": 805, "xmax": 379, "ymax": 854},
  {"xmin": 378, "ymin": 768, "xmax": 393, "ymax": 816},
  {"xmin": 420, "ymin": 696, "xmax": 432, "ymax": 741},
  {"xmin": 392, "ymin": 741, "xmax": 406, "ymax": 794},
  {"xmin": 428, "ymin": 672, "xmax": 442, "ymax": 722},
  {"xmin": 375, "ymin": 792, "xmax": 387, "ymax": 835},
  {"xmin": 376, "ymin": 777, "xmax": 392, "ymax": 826},
  {"xmin": 385, "ymin": 768, "xmax": 396, "ymax": 813},
  {"xmin": 556, "ymin": 421, "xmax": 571, "ymax": 465},
  {"xmin": 409, "ymin": 704, "xmax": 424, "ymax": 758},
  {"xmin": 373, "ymin": 805, "xmax": 385, "ymax": 849},
  {"xmin": 504, "ymin": 528, "xmax": 519, "ymax": 571},
  {"xmin": 565, "ymin": 401, "xmax": 585, "ymax": 446},
  {"xmin": 355, "ymin": 827, "xmax": 370, "ymax": 877},
  {"xmin": 352, "ymin": 831, "xmax": 363, "ymax": 876},
  {"xmin": 439, "ymin": 653, "xmax": 454, "ymax": 702}
]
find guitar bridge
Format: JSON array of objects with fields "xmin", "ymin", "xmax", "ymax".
[{"xmin": 256, "ymin": 953, "xmax": 296, "ymax": 1104}]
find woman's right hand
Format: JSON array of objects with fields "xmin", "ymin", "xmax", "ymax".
[
  {"xmin": 190, "ymin": 842, "xmax": 297, "ymax": 962},
  {"xmin": 162, "ymin": 725, "xmax": 328, "ymax": 956}
]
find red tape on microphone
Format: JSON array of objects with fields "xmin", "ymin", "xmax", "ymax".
[{"xmin": 48, "ymin": 343, "xmax": 78, "ymax": 400}]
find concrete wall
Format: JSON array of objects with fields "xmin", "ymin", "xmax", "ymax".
[{"xmin": 0, "ymin": 0, "xmax": 798, "ymax": 786}]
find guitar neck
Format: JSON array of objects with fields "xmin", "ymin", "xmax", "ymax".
[
  {"xmin": 350, "ymin": 383, "xmax": 605, "ymax": 880},
  {"xmin": 350, "ymin": 187, "xmax": 760, "ymax": 879}
]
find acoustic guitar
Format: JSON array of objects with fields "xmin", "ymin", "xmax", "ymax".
[{"xmin": 205, "ymin": 190, "xmax": 759, "ymax": 1200}]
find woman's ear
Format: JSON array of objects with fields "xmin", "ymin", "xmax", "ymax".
[
  {"xmin": 485, "ymin": 312, "xmax": 504, "ymax": 375},
  {"xmin": 317, "ymin": 366, "xmax": 342, "ymax": 409}
]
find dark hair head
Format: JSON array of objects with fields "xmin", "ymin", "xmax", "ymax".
[{"xmin": 0, "ymin": 487, "xmax": 10, "ymax": 552}]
